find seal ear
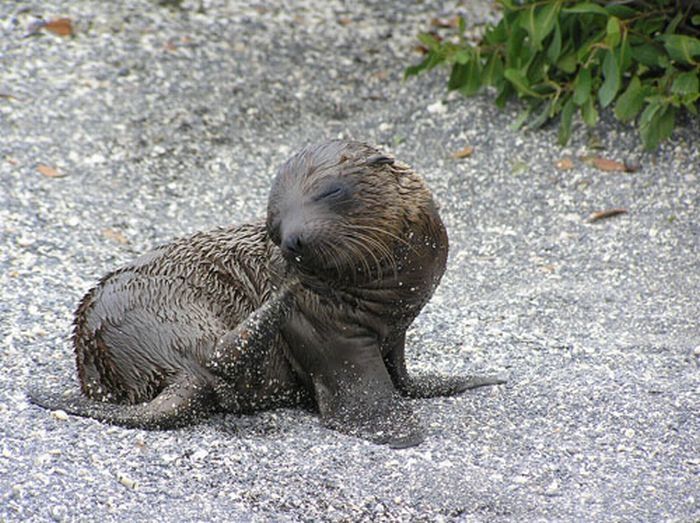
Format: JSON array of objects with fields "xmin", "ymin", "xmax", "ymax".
[{"xmin": 366, "ymin": 155, "xmax": 395, "ymax": 167}]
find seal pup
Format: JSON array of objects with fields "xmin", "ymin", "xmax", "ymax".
[{"xmin": 29, "ymin": 140, "xmax": 504, "ymax": 447}]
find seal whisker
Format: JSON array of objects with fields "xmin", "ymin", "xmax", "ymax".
[
  {"xmin": 342, "ymin": 234, "xmax": 383, "ymax": 282},
  {"xmin": 312, "ymin": 236, "xmax": 351, "ymax": 284},
  {"xmin": 340, "ymin": 224, "xmax": 399, "ymax": 282},
  {"xmin": 331, "ymin": 235, "xmax": 371, "ymax": 285},
  {"xmin": 347, "ymin": 222, "xmax": 420, "ymax": 257},
  {"xmin": 319, "ymin": 239, "xmax": 349, "ymax": 283},
  {"xmin": 345, "ymin": 231, "xmax": 398, "ymax": 282}
]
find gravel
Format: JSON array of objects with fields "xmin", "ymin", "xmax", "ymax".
[{"xmin": 1, "ymin": 1, "xmax": 698, "ymax": 521}]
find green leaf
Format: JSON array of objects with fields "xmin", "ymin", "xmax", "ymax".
[
  {"xmin": 605, "ymin": 16, "xmax": 621, "ymax": 49},
  {"xmin": 417, "ymin": 33, "xmax": 442, "ymax": 51},
  {"xmin": 526, "ymin": 51, "xmax": 548, "ymax": 85},
  {"xmin": 582, "ymin": 95, "xmax": 598, "ymax": 126},
  {"xmin": 448, "ymin": 62, "xmax": 468, "ymax": 90},
  {"xmin": 661, "ymin": 34, "xmax": 700, "ymax": 65},
  {"xmin": 404, "ymin": 57, "xmax": 430, "ymax": 79},
  {"xmin": 495, "ymin": 82, "xmax": 515, "ymax": 108},
  {"xmin": 483, "ymin": 53, "xmax": 505, "ymax": 87},
  {"xmin": 534, "ymin": 1, "xmax": 561, "ymax": 51},
  {"xmin": 454, "ymin": 49, "xmax": 471, "ymax": 64},
  {"xmin": 666, "ymin": 11, "xmax": 683, "ymax": 35},
  {"xmin": 573, "ymin": 68, "xmax": 592, "ymax": 106},
  {"xmin": 404, "ymin": 53, "xmax": 443, "ymax": 79},
  {"xmin": 506, "ymin": 27, "xmax": 529, "ymax": 69},
  {"xmin": 557, "ymin": 52, "xmax": 577, "ymax": 74},
  {"xmin": 605, "ymin": 5, "xmax": 637, "ymax": 19},
  {"xmin": 630, "ymin": 43, "xmax": 665, "ymax": 67},
  {"xmin": 504, "ymin": 68, "xmax": 540, "ymax": 97},
  {"xmin": 562, "ymin": 2, "xmax": 607, "ymax": 16},
  {"xmin": 671, "ymin": 70, "xmax": 699, "ymax": 95},
  {"xmin": 511, "ymin": 107, "xmax": 531, "ymax": 130},
  {"xmin": 681, "ymin": 93, "xmax": 699, "ymax": 114},
  {"xmin": 558, "ymin": 96, "xmax": 575, "ymax": 145},
  {"xmin": 520, "ymin": 5, "xmax": 538, "ymax": 48},
  {"xmin": 616, "ymin": 38, "xmax": 632, "ymax": 74},
  {"xmin": 547, "ymin": 20, "xmax": 562, "ymax": 63},
  {"xmin": 635, "ymin": 16, "xmax": 666, "ymax": 36},
  {"xmin": 598, "ymin": 49, "xmax": 620, "ymax": 108},
  {"xmin": 485, "ymin": 19, "xmax": 508, "ymax": 45},
  {"xmin": 614, "ymin": 76, "xmax": 644, "ymax": 122},
  {"xmin": 527, "ymin": 99, "xmax": 553, "ymax": 130},
  {"xmin": 640, "ymin": 103, "xmax": 676, "ymax": 150},
  {"xmin": 576, "ymin": 29, "xmax": 606, "ymax": 62},
  {"xmin": 458, "ymin": 60, "xmax": 482, "ymax": 96},
  {"xmin": 692, "ymin": 15, "xmax": 700, "ymax": 26},
  {"xmin": 639, "ymin": 98, "xmax": 662, "ymax": 127}
]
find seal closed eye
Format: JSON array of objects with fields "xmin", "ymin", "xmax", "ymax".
[
  {"xmin": 314, "ymin": 183, "xmax": 346, "ymax": 201},
  {"xmin": 28, "ymin": 140, "xmax": 505, "ymax": 448}
]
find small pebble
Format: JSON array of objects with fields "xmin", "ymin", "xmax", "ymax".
[
  {"xmin": 624, "ymin": 157, "xmax": 641, "ymax": 172},
  {"xmin": 427, "ymin": 101, "xmax": 446, "ymax": 114},
  {"xmin": 49, "ymin": 505, "xmax": 67, "ymax": 522},
  {"xmin": 545, "ymin": 480, "xmax": 559, "ymax": 496},
  {"xmin": 17, "ymin": 236, "xmax": 35, "ymax": 247},
  {"xmin": 117, "ymin": 473, "xmax": 138, "ymax": 490},
  {"xmin": 50, "ymin": 410, "xmax": 69, "ymax": 421}
]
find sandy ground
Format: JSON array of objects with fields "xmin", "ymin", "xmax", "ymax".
[{"xmin": 1, "ymin": 1, "xmax": 698, "ymax": 521}]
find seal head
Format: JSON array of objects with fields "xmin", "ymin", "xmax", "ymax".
[{"xmin": 267, "ymin": 140, "xmax": 446, "ymax": 294}]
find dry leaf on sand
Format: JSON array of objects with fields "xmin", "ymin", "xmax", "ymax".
[
  {"xmin": 44, "ymin": 18, "xmax": 74, "ymax": 37},
  {"xmin": 451, "ymin": 146, "xmax": 474, "ymax": 159},
  {"xmin": 37, "ymin": 164, "xmax": 65, "ymax": 178},
  {"xmin": 588, "ymin": 208, "xmax": 628, "ymax": 222}
]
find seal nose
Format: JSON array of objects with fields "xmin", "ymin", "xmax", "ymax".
[{"xmin": 282, "ymin": 232, "xmax": 304, "ymax": 256}]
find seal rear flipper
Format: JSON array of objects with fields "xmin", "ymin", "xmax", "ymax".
[
  {"xmin": 396, "ymin": 373, "xmax": 508, "ymax": 399},
  {"xmin": 204, "ymin": 287, "xmax": 305, "ymax": 412},
  {"xmin": 27, "ymin": 373, "xmax": 217, "ymax": 430},
  {"xmin": 383, "ymin": 334, "xmax": 506, "ymax": 398}
]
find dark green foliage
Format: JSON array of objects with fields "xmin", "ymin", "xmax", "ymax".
[{"xmin": 406, "ymin": 0, "xmax": 700, "ymax": 150}]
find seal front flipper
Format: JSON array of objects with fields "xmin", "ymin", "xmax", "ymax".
[
  {"xmin": 322, "ymin": 388, "xmax": 424, "ymax": 449},
  {"xmin": 27, "ymin": 372, "xmax": 217, "ymax": 429},
  {"xmin": 206, "ymin": 286, "xmax": 296, "ymax": 377},
  {"xmin": 205, "ymin": 287, "xmax": 303, "ymax": 411},
  {"xmin": 284, "ymin": 314, "xmax": 423, "ymax": 448},
  {"xmin": 384, "ymin": 334, "xmax": 506, "ymax": 398}
]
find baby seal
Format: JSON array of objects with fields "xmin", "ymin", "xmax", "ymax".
[{"xmin": 29, "ymin": 140, "xmax": 504, "ymax": 447}]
